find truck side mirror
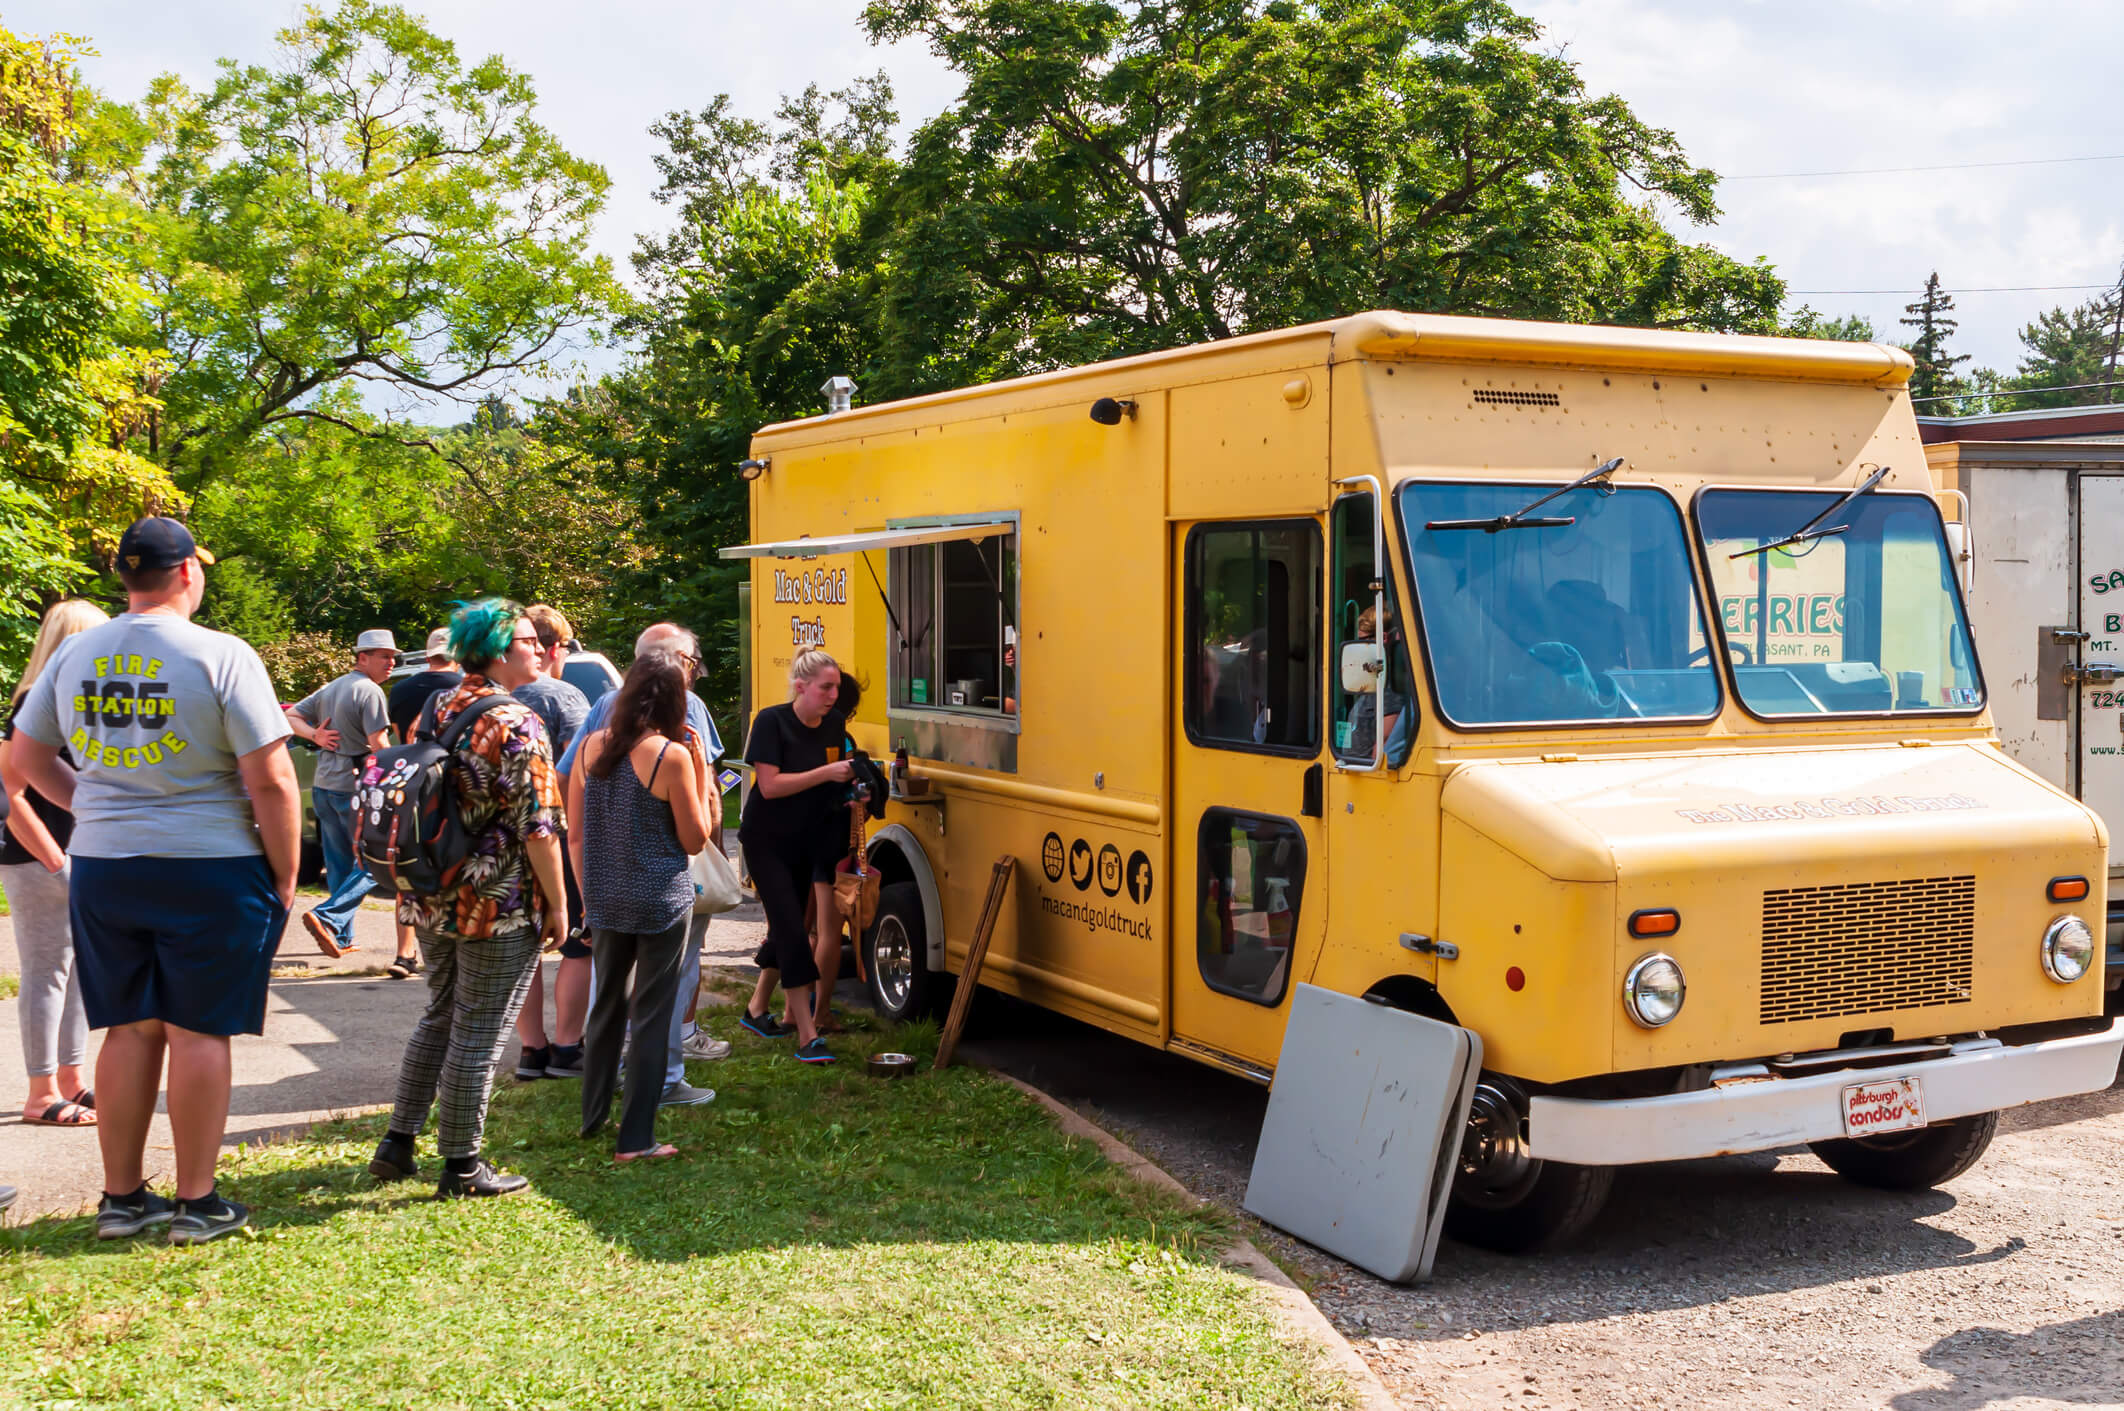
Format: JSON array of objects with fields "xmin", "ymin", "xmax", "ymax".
[{"xmin": 1341, "ymin": 641, "xmax": 1385, "ymax": 694}]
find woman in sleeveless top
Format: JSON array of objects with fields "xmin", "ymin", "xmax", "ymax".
[{"xmin": 565, "ymin": 649, "xmax": 710, "ymax": 1160}]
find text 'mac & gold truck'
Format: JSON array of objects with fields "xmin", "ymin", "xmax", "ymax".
[{"xmin": 724, "ymin": 311, "xmax": 2122, "ymax": 1254}]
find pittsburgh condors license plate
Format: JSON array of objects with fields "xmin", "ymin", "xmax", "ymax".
[{"xmin": 1841, "ymin": 1077, "xmax": 1926, "ymax": 1138}]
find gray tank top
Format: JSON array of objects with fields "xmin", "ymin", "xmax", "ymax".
[{"xmin": 580, "ymin": 738, "xmax": 695, "ymax": 934}]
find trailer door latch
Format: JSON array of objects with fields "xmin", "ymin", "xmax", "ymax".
[
  {"xmin": 2069, "ymin": 660, "xmax": 2122, "ymax": 687},
  {"xmin": 1400, "ymin": 933, "xmax": 1459, "ymax": 960}
]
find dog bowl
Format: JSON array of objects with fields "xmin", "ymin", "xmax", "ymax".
[{"xmin": 866, "ymin": 1052, "xmax": 917, "ymax": 1079}]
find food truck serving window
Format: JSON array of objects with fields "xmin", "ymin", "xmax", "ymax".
[
  {"xmin": 888, "ymin": 528, "xmax": 1019, "ymax": 716},
  {"xmin": 1184, "ymin": 521, "xmax": 1323, "ymax": 754},
  {"xmin": 1399, "ymin": 481, "xmax": 1722, "ymax": 727},
  {"xmin": 1694, "ymin": 488, "xmax": 1983, "ymax": 717}
]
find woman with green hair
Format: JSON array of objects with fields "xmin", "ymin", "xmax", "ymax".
[{"xmin": 369, "ymin": 598, "xmax": 567, "ymax": 1198}]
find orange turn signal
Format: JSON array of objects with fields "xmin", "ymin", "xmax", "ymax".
[
  {"xmin": 2048, "ymin": 876, "xmax": 2090, "ymax": 903},
  {"xmin": 1628, "ymin": 908, "xmax": 1681, "ymax": 938}
]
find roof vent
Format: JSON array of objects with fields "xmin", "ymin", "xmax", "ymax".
[
  {"xmin": 821, "ymin": 375, "xmax": 857, "ymax": 415},
  {"xmin": 1473, "ymin": 388, "xmax": 1561, "ymax": 408}
]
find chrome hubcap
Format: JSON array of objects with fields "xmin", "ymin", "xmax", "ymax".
[
  {"xmin": 873, "ymin": 915, "xmax": 914, "ymax": 1011},
  {"xmin": 1455, "ymin": 1079, "xmax": 1540, "ymax": 1208}
]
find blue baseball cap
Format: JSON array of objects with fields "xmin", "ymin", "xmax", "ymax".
[{"xmin": 116, "ymin": 516, "xmax": 214, "ymax": 572}]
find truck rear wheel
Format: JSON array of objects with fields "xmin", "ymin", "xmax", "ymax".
[
  {"xmin": 863, "ymin": 881, "xmax": 942, "ymax": 1023},
  {"xmin": 1443, "ymin": 1077, "xmax": 1613, "ymax": 1252},
  {"xmin": 1807, "ymin": 1111, "xmax": 1998, "ymax": 1190}
]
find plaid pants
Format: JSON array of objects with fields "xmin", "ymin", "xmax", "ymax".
[{"xmin": 389, "ymin": 927, "xmax": 543, "ymax": 1158}]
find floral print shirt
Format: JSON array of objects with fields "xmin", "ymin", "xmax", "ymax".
[{"xmin": 395, "ymin": 677, "xmax": 562, "ymax": 941}]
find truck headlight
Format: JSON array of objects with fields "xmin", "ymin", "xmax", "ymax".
[
  {"xmin": 2041, "ymin": 915, "xmax": 2096, "ymax": 983},
  {"xmin": 1624, "ymin": 952, "xmax": 1686, "ymax": 1028}
]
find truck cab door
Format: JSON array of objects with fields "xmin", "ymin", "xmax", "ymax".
[{"xmin": 1168, "ymin": 518, "xmax": 1329, "ymax": 1078}]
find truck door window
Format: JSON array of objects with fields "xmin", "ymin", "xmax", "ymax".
[
  {"xmin": 1184, "ymin": 521, "xmax": 1323, "ymax": 754},
  {"xmin": 1197, "ymin": 808, "xmax": 1308, "ymax": 1006},
  {"xmin": 888, "ymin": 532, "xmax": 1019, "ymax": 715},
  {"xmin": 1331, "ymin": 494, "xmax": 1416, "ymax": 765},
  {"xmin": 1400, "ymin": 481, "xmax": 1720, "ymax": 726},
  {"xmin": 1695, "ymin": 489, "xmax": 1984, "ymax": 717}
]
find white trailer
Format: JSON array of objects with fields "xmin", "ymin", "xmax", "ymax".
[{"xmin": 1928, "ymin": 439, "xmax": 2124, "ymax": 1000}]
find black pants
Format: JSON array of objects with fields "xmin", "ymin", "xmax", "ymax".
[
  {"xmin": 581, "ymin": 918, "xmax": 688, "ymax": 1152},
  {"xmin": 740, "ymin": 834, "xmax": 822, "ymax": 988}
]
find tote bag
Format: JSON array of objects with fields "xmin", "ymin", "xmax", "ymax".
[{"xmin": 690, "ymin": 841, "xmax": 745, "ymax": 915}]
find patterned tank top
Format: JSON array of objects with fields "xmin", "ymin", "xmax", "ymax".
[{"xmin": 580, "ymin": 737, "xmax": 695, "ymax": 934}]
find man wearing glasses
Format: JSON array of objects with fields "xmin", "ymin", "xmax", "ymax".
[{"xmin": 558, "ymin": 623, "xmax": 728, "ymax": 1106}]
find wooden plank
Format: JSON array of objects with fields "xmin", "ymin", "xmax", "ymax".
[{"xmin": 934, "ymin": 855, "xmax": 1015, "ymax": 1070}]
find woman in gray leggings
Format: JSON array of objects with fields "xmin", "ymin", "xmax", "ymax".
[{"xmin": 0, "ymin": 599, "xmax": 108, "ymax": 1127}]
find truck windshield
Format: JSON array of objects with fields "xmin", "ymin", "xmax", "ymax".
[
  {"xmin": 1694, "ymin": 489, "xmax": 1983, "ymax": 716},
  {"xmin": 1399, "ymin": 481, "xmax": 1721, "ymax": 726}
]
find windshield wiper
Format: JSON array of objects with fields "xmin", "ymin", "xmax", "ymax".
[
  {"xmin": 1426, "ymin": 456, "xmax": 1625, "ymax": 533},
  {"xmin": 1728, "ymin": 464, "xmax": 1891, "ymax": 560}
]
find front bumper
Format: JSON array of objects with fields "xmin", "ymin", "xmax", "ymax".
[{"xmin": 1528, "ymin": 1020, "xmax": 2124, "ymax": 1166}]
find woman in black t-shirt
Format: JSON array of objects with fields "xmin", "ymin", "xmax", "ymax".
[{"xmin": 736, "ymin": 648, "xmax": 852, "ymax": 1064}]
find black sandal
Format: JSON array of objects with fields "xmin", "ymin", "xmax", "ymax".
[{"xmin": 387, "ymin": 954, "xmax": 422, "ymax": 979}]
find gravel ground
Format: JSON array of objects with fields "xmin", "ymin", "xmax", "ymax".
[{"xmin": 953, "ymin": 995, "xmax": 2124, "ymax": 1411}]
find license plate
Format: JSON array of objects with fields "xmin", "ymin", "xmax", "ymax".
[{"xmin": 1841, "ymin": 1077, "xmax": 1926, "ymax": 1137}]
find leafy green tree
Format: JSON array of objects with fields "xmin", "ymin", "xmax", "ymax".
[
  {"xmin": 0, "ymin": 26, "xmax": 174, "ymax": 671},
  {"xmin": 1782, "ymin": 307, "xmax": 1876, "ymax": 342},
  {"xmin": 859, "ymin": 0, "xmax": 1784, "ymax": 391},
  {"xmin": 1900, "ymin": 271, "xmax": 1969, "ymax": 403},
  {"xmin": 93, "ymin": 0, "xmax": 624, "ymax": 487},
  {"xmin": 2001, "ymin": 300, "xmax": 2113, "ymax": 409}
]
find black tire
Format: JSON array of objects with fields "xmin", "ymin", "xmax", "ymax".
[
  {"xmin": 1807, "ymin": 1111, "xmax": 1999, "ymax": 1190},
  {"xmin": 1444, "ymin": 1159, "xmax": 1614, "ymax": 1253},
  {"xmin": 863, "ymin": 881, "xmax": 943, "ymax": 1022}
]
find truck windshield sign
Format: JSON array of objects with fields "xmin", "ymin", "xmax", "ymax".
[
  {"xmin": 1399, "ymin": 482, "xmax": 1721, "ymax": 727},
  {"xmin": 1695, "ymin": 489, "xmax": 1984, "ymax": 717}
]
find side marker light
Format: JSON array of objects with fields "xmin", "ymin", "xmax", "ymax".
[
  {"xmin": 2048, "ymin": 876, "xmax": 2090, "ymax": 903},
  {"xmin": 1628, "ymin": 908, "xmax": 1680, "ymax": 939}
]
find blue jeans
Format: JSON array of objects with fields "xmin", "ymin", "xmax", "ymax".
[{"xmin": 311, "ymin": 787, "xmax": 375, "ymax": 943}]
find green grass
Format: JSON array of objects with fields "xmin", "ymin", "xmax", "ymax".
[
  {"xmin": 0, "ymin": 974, "xmax": 16, "ymax": 1000},
  {"xmin": 0, "ymin": 1008, "xmax": 1346, "ymax": 1410}
]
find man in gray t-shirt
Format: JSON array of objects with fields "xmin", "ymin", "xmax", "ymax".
[
  {"xmin": 284, "ymin": 630, "xmax": 395, "ymax": 957},
  {"xmin": 13, "ymin": 515, "xmax": 301, "ymax": 1243}
]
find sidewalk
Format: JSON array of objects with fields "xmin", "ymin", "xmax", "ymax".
[{"xmin": 0, "ymin": 892, "xmax": 768, "ymax": 1216}]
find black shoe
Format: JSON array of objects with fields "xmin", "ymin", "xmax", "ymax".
[
  {"xmin": 795, "ymin": 1037, "xmax": 836, "ymax": 1065},
  {"xmin": 739, "ymin": 1009, "xmax": 792, "ymax": 1039},
  {"xmin": 95, "ymin": 1186, "xmax": 177, "ymax": 1240},
  {"xmin": 514, "ymin": 1044, "xmax": 550, "ymax": 1080},
  {"xmin": 543, "ymin": 1043, "xmax": 584, "ymax": 1078},
  {"xmin": 435, "ymin": 1159, "xmax": 529, "ymax": 1199},
  {"xmin": 168, "ymin": 1192, "xmax": 249, "ymax": 1245},
  {"xmin": 368, "ymin": 1135, "xmax": 419, "ymax": 1183}
]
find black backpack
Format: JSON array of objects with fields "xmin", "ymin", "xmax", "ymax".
[{"xmin": 352, "ymin": 693, "xmax": 515, "ymax": 895}]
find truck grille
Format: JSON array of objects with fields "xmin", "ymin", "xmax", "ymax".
[{"xmin": 1759, "ymin": 875, "xmax": 1976, "ymax": 1024}]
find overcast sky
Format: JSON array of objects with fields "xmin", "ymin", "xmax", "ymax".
[{"xmin": 20, "ymin": 0, "xmax": 2124, "ymax": 384}]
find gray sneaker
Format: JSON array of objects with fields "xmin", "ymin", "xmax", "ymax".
[
  {"xmin": 681, "ymin": 1031, "xmax": 732, "ymax": 1062},
  {"xmin": 168, "ymin": 1194, "xmax": 249, "ymax": 1245},
  {"xmin": 95, "ymin": 1187, "xmax": 176, "ymax": 1239},
  {"xmin": 659, "ymin": 1080, "xmax": 717, "ymax": 1108}
]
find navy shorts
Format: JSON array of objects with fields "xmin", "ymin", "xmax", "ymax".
[{"xmin": 70, "ymin": 854, "xmax": 290, "ymax": 1037}]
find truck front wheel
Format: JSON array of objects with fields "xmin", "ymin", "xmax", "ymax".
[
  {"xmin": 1443, "ymin": 1077, "xmax": 1613, "ymax": 1253},
  {"xmin": 863, "ymin": 881, "xmax": 943, "ymax": 1023},
  {"xmin": 1807, "ymin": 1111, "xmax": 1999, "ymax": 1190}
]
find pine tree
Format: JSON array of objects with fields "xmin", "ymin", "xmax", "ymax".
[{"xmin": 1901, "ymin": 272, "xmax": 1971, "ymax": 402}]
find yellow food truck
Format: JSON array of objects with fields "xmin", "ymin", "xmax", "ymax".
[{"xmin": 724, "ymin": 311, "xmax": 2120, "ymax": 1251}]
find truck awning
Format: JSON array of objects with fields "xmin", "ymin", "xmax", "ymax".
[{"xmin": 717, "ymin": 521, "xmax": 1011, "ymax": 560}]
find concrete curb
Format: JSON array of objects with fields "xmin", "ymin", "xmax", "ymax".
[{"xmin": 989, "ymin": 1070, "xmax": 1399, "ymax": 1411}]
